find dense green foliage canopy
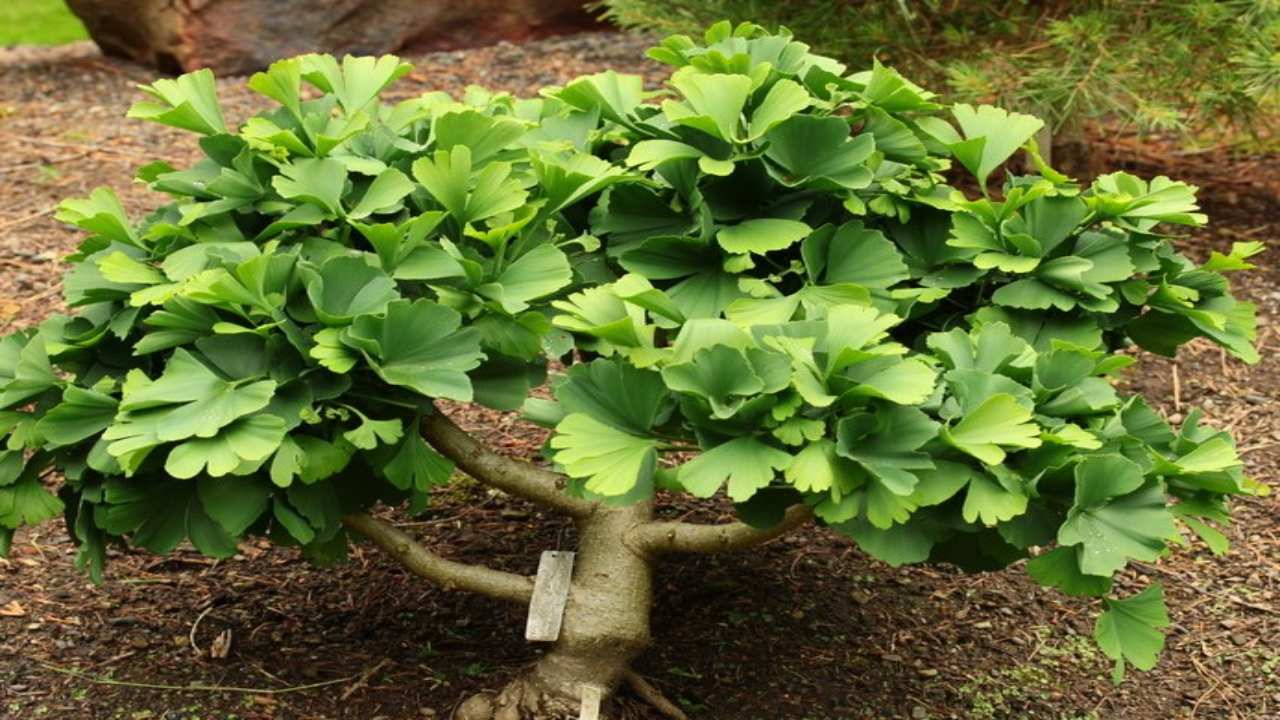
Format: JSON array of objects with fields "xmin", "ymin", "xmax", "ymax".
[{"xmin": 0, "ymin": 22, "xmax": 1264, "ymax": 679}]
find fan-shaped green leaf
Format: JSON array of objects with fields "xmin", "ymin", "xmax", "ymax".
[
  {"xmin": 128, "ymin": 69, "xmax": 227, "ymax": 135},
  {"xmin": 344, "ymin": 300, "xmax": 484, "ymax": 401},
  {"xmin": 678, "ymin": 437, "xmax": 792, "ymax": 501},
  {"xmin": 949, "ymin": 104, "xmax": 1044, "ymax": 187},
  {"xmin": 718, "ymin": 219, "xmax": 811, "ymax": 255},
  {"xmin": 941, "ymin": 393, "xmax": 1042, "ymax": 464},
  {"xmin": 550, "ymin": 413, "xmax": 657, "ymax": 496},
  {"xmin": 1058, "ymin": 456, "xmax": 1178, "ymax": 575},
  {"xmin": 1095, "ymin": 585, "xmax": 1170, "ymax": 681},
  {"xmin": 304, "ymin": 256, "xmax": 400, "ymax": 326}
]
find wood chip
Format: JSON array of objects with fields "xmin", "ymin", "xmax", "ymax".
[{"xmin": 0, "ymin": 600, "xmax": 26, "ymax": 617}]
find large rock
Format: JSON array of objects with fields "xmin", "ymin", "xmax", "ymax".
[{"xmin": 65, "ymin": 0, "xmax": 602, "ymax": 74}]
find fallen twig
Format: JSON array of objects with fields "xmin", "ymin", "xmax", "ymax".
[
  {"xmin": 339, "ymin": 657, "xmax": 391, "ymax": 701},
  {"xmin": 0, "ymin": 204, "xmax": 56, "ymax": 233},
  {"xmin": 188, "ymin": 605, "xmax": 214, "ymax": 657}
]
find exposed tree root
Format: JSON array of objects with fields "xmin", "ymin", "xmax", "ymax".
[
  {"xmin": 454, "ymin": 675, "xmax": 580, "ymax": 720},
  {"xmin": 623, "ymin": 670, "xmax": 688, "ymax": 720},
  {"xmin": 453, "ymin": 669, "xmax": 691, "ymax": 720}
]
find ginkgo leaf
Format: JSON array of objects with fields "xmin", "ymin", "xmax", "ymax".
[
  {"xmin": 344, "ymin": 300, "xmax": 484, "ymax": 401},
  {"xmin": 550, "ymin": 413, "xmax": 657, "ymax": 496},
  {"xmin": 1027, "ymin": 546, "xmax": 1112, "ymax": 597},
  {"xmin": 661, "ymin": 345, "xmax": 767, "ymax": 418},
  {"xmin": 271, "ymin": 435, "xmax": 351, "ymax": 487},
  {"xmin": 383, "ymin": 432, "xmax": 454, "ymax": 492},
  {"xmin": 347, "ymin": 167, "xmax": 414, "ymax": 220},
  {"xmin": 535, "ymin": 152, "xmax": 632, "ymax": 214},
  {"xmin": 949, "ymin": 104, "xmax": 1044, "ymax": 187},
  {"xmin": 961, "ymin": 471, "xmax": 1028, "ymax": 526},
  {"xmin": 1088, "ymin": 173, "xmax": 1206, "ymax": 228},
  {"xmin": 247, "ymin": 57, "xmax": 303, "ymax": 118},
  {"xmin": 744, "ymin": 78, "xmax": 810, "ymax": 140},
  {"xmin": 103, "ymin": 349, "xmax": 277, "ymax": 465},
  {"xmin": 197, "ymin": 475, "xmax": 271, "ymax": 537},
  {"xmin": 300, "ymin": 53, "xmax": 412, "ymax": 112},
  {"xmin": 412, "ymin": 146, "xmax": 528, "ymax": 226},
  {"xmin": 304, "ymin": 256, "xmax": 400, "ymax": 326},
  {"xmin": 0, "ymin": 335, "xmax": 58, "ymax": 409},
  {"xmin": 941, "ymin": 393, "xmax": 1042, "ymax": 464},
  {"xmin": 837, "ymin": 514, "xmax": 943, "ymax": 567},
  {"xmin": 342, "ymin": 413, "xmax": 403, "ymax": 450},
  {"xmin": 553, "ymin": 70, "xmax": 645, "ymax": 125},
  {"xmin": 1095, "ymin": 585, "xmax": 1170, "ymax": 681},
  {"xmin": 1200, "ymin": 241, "xmax": 1265, "ymax": 273},
  {"xmin": 98, "ymin": 252, "xmax": 165, "ymax": 285},
  {"xmin": 435, "ymin": 110, "xmax": 528, "ymax": 164},
  {"xmin": 718, "ymin": 219, "xmax": 811, "ymax": 255},
  {"xmin": 626, "ymin": 140, "xmax": 709, "ymax": 172},
  {"xmin": 1057, "ymin": 455, "xmax": 1178, "ymax": 576},
  {"xmin": 664, "ymin": 69, "xmax": 752, "ymax": 141},
  {"xmin": 771, "ymin": 416, "xmax": 826, "ymax": 446},
  {"xmin": 56, "ymin": 187, "xmax": 137, "ymax": 246},
  {"xmin": 128, "ymin": 69, "xmax": 227, "ymax": 135},
  {"xmin": 764, "ymin": 115, "xmax": 874, "ymax": 189},
  {"xmin": 555, "ymin": 360, "xmax": 668, "ymax": 437},
  {"xmin": 479, "ymin": 244, "xmax": 572, "ymax": 314},
  {"xmin": 273, "ymin": 158, "xmax": 348, "ymax": 215},
  {"xmin": 0, "ymin": 477, "xmax": 64, "ymax": 529},
  {"xmin": 841, "ymin": 356, "xmax": 938, "ymax": 406},
  {"xmin": 784, "ymin": 439, "xmax": 864, "ymax": 494},
  {"xmin": 803, "ymin": 221, "xmax": 909, "ymax": 289},
  {"xmin": 836, "ymin": 406, "xmax": 938, "ymax": 495},
  {"xmin": 309, "ymin": 328, "xmax": 358, "ymax": 373},
  {"xmin": 36, "ymin": 385, "xmax": 118, "ymax": 446},
  {"xmin": 678, "ymin": 437, "xmax": 793, "ymax": 501},
  {"xmin": 165, "ymin": 414, "xmax": 286, "ymax": 479}
]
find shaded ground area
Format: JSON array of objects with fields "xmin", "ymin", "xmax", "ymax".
[{"xmin": 1, "ymin": 33, "xmax": 1278, "ymax": 720}]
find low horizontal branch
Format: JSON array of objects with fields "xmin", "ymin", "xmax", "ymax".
[
  {"xmin": 629, "ymin": 505, "xmax": 813, "ymax": 555},
  {"xmin": 343, "ymin": 513, "xmax": 534, "ymax": 604},
  {"xmin": 421, "ymin": 410, "xmax": 595, "ymax": 519}
]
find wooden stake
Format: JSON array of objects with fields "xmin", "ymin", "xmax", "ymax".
[
  {"xmin": 525, "ymin": 550, "xmax": 574, "ymax": 642},
  {"xmin": 579, "ymin": 684, "xmax": 603, "ymax": 720}
]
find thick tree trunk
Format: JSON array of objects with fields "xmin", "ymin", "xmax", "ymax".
[
  {"xmin": 353, "ymin": 412, "xmax": 811, "ymax": 718},
  {"xmin": 456, "ymin": 503, "xmax": 655, "ymax": 720}
]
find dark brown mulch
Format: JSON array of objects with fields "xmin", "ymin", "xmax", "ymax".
[{"xmin": 1, "ymin": 33, "xmax": 1278, "ymax": 720}]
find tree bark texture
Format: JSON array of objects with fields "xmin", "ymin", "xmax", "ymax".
[{"xmin": 65, "ymin": 0, "xmax": 603, "ymax": 74}]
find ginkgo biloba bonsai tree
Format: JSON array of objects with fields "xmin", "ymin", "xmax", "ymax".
[{"xmin": 0, "ymin": 21, "xmax": 1265, "ymax": 719}]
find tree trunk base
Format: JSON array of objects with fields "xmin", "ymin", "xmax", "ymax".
[
  {"xmin": 457, "ymin": 504, "xmax": 657, "ymax": 720},
  {"xmin": 455, "ymin": 674, "xmax": 581, "ymax": 720}
]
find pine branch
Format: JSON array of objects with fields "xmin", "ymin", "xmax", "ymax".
[
  {"xmin": 629, "ymin": 505, "xmax": 813, "ymax": 555},
  {"xmin": 343, "ymin": 513, "xmax": 534, "ymax": 604},
  {"xmin": 421, "ymin": 409, "xmax": 596, "ymax": 519}
]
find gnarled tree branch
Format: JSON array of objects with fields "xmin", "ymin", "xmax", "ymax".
[
  {"xmin": 343, "ymin": 513, "xmax": 534, "ymax": 604},
  {"xmin": 421, "ymin": 409, "xmax": 595, "ymax": 519},
  {"xmin": 629, "ymin": 505, "xmax": 813, "ymax": 555}
]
